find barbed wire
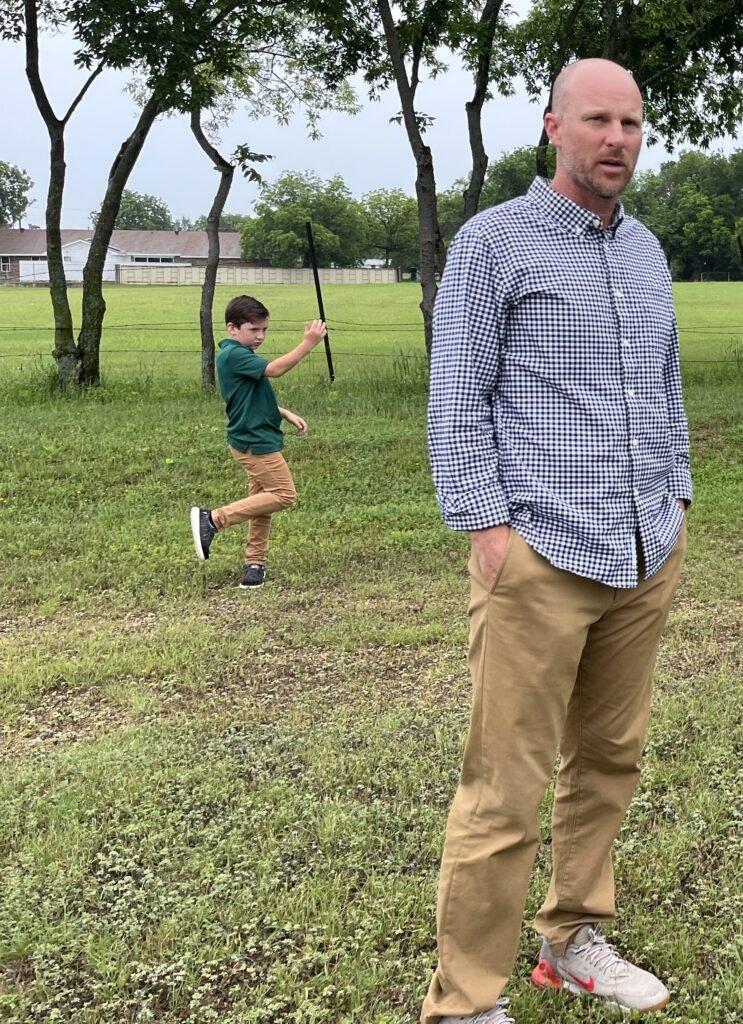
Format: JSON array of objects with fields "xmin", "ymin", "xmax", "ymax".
[
  {"xmin": 0, "ymin": 322, "xmax": 741, "ymax": 333},
  {"xmin": 0, "ymin": 349, "xmax": 737, "ymax": 364}
]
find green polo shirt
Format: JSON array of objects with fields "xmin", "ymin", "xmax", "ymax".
[{"xmin": 215, "ymin": 339, "xmax": 283, "ymax": 454}]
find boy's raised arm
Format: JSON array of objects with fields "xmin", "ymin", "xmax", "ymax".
[{"xmin": 264, "ymin": 320, "xmax": 326, "ymax": 378}]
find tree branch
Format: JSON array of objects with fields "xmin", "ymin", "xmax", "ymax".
[
  {"xmin": 23, "ymin": 0, "xmax": 59, "ymax": 129},
  {"xmin": 463, "ymin": 0, "xmax": 505, "ymax": 220},
  {"xmin": 190, "ymin": 108, "xmax": 233, "ymax": 172},
  {"xmin": 62, "ymin": 61, "xmax": 105, "ymax": 126}
]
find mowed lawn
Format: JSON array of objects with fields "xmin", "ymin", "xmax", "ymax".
[{"xmin": 0, "ymin": 283, "xmax": 741, "ymax": 1023}]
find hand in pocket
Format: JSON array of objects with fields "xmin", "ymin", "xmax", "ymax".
[{"xmin": 470, "ymin": 524, "xmax": 512, "ymax": 591}]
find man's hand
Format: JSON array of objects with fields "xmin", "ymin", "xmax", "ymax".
[
  {"xmin": 303, "ymin": 319, "xmax": 327, "ymax": 348},
  {"xmin": 676, "ymin": 498, "xmax": 686, "ymax": 512},
  {"xmin": 282, "ymin": 409, "xmax": 308, "ymax": 435},
  {"xmin": 470, "ymin": 524, "xmax": 511, "ymax": 591}
]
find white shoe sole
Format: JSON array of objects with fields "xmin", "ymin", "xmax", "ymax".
[{"xmin": 190, "ymin": 507, "xmax": 206, "ymax": 561}]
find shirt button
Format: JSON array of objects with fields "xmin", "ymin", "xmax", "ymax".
[
  {"xmin": 634, "ymin": 488, "xmax": 640, "ymax": 498},
  {"xmin": 627, "ymin": 388, "xmax": 635, "ymax": 398},
  {"xmin": 622, "ymin": 338, "xmax": 631, "ymax": 347},
  {"xmin": 631, "ymin": 438, "xmax": 639, "ymax": 447},
  {"xmin": 592, "ymin": 218, "xmax": 601, "ymax": 228},
  {"xmin": 574, "ymin": 225, "xmax": 583, "ymax": 235},
  {"xmin": 614, "ymin": 289, "xmax": 624, "ymax": 299}
]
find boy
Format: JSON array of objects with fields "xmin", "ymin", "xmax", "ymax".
[{"xmin": 190, "ymin": 294, "xmax": 326, "ymax": 589}]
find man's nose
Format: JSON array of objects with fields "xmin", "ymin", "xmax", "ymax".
[{"xmin": 604, "ymin": 120, "xmax": 625, "ymax": 146}]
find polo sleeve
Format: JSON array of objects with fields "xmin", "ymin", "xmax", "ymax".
[
  {"xmin": 229, "ymin": 347, "xmax": 269, "ymax": 380},
  {"xmin": 427, "ymin": 224, "xmax": 511, "ymax": 531}
]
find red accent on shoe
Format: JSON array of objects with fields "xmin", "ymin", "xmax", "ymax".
[
  {"xmin": 563, "ymin": 969, "xmax": 596, "ymax": 992},
  {"xmin": 531, "ymin": 959, "xmax": 564, "ymax": 990}
]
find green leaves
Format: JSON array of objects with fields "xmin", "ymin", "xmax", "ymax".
[
  {"xmin": 240, "ymin": 171, "xmax": 371, "ymax": 268},
  {"xmin": 0, "ymin": 160, "xmax": 33, "ymax": 227},
  {"xmin": 90, "ymin": 189, "xmax": 175, "ymax": 231}
]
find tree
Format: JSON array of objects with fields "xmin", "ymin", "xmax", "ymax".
[
  {"xmin": 439, "ymin": 145, "xmax": 555, "ymax": 244},
  {"xmin": 362, "ymin": 188, "xmax": 419, "ymax": 266},
  {"xmin": 517, "ymin": 0, "xmax": 743, "ymax": 176},
  {"xmin": 188, "ymin": 212, "xmax": 250, "ymax": 232},
  {"xmin": 186, "ymin": 41, "xmax": 358, "ymax": 388},
  {"xmin": 90, "ymin": 188, "xmax": 175, "ymax": 230},
  {"xmin": 3, "ymin": 0, "xmax": 330, "ymax": 386},
  {"xmin": 0, "ymin": 160, "xmax": 33, "ymax": 225},
  {"xmin": 622, "ymin": 149, "xmax": 743, "ymax": 279},
  {"xmin": 345, "ymin": 1, "xmax": 514, "ymax": 353},
  {"xmin": 241, "ymin": 171, "xmax": 369, "ymax": 268}
]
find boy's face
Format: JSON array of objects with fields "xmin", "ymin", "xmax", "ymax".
[{"xmin": 227, "ymin": 317, "xmax": 270, "ymax": 350}]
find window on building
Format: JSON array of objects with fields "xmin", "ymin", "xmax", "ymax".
[
  {"xmin": 0, "ymin": 256, "xmax": 10, "ymax": 274},
  {"xmin": 131, "ymin": 256, "xmax": 175, "ymax": 263}
]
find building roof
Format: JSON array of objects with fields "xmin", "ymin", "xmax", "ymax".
[{"xmin": 0, "ymin": 227, "xmax": 243, "ymax": 259}]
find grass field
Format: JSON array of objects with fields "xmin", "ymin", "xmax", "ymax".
[{"xmin": 0, "ymin": 283, "xmax": 741, "ymax": 1023}]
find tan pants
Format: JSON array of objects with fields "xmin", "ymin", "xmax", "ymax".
[
  {"xmin": 211, "ymin": 448, "xmax": 296, "ymax": 565},
  {"xmin": 421, "ymin": 525, "xmax": 686, "ymax": 1023}
]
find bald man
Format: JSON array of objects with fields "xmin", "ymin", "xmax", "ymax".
[{"xmin": 423, "ymin": 59, "xmax": 691, "ymax": 1024}]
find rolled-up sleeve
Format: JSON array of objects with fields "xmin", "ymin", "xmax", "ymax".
[
  {"xmin": 427, "ymin": 225, "xmax": 511, "ymax": 531},
  {"xmin": 663, "ymin": 317, "xmax": 693, "ymax": 505}
]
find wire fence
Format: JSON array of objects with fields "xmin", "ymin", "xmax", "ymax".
[{"xmin": 1, "ymin": 321, "xmax": 742, "ymax": 364}]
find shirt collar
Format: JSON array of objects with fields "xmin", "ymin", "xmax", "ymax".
[{"xmin": 527, "ymin": 176, "xmax": 625, "ymax": 236}]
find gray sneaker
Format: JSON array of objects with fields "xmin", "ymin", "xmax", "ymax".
[
  {"xmin": 239, "ymin": 563, "xmax": 266, "ymax": 589},
  {"xmin": 441, "ymin": 997, "xmax": 515, "ymax": 1024},
  {"xmin": 532, "ymin": 924, "xmax": 670, "ymax": 1013}
]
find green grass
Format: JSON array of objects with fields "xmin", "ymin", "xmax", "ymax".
[{"xmin": 0, "ymin": 283, "xmax": 741, "ymax": 1023}]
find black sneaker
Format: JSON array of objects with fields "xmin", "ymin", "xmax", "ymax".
[
  {"xmin": 190, "ymin": 507, "xmax": 217, "ymax": 560},
  {"xmin": 239, "ymin": 563, "xmax": 266, "ymax": 589}
]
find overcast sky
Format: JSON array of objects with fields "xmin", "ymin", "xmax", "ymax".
[{"xmin": 2, "ymin": 30, "xmax": 741, "ymax": 229}]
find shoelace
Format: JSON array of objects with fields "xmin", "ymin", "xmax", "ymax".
[
  {"xmin": 572, "ymin": 928, "xmax": 631, "ymax": 980},
  {"xmin": 471, "ymin": 997, "xmax": 515, "ymax": 1024}
]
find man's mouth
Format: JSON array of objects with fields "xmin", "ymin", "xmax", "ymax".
[{"xmin": 599, "ymin": 159, "xmax": 625, "ymax": 169}]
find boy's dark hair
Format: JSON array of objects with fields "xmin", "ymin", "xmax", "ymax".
[{"xmin": 225, "ymin": 295, "xmax": 270, "ymax": 327}]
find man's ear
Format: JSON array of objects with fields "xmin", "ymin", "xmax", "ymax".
[{"xmin": 544, "ymin": 111, "xmax": 560, "ymax": 146}]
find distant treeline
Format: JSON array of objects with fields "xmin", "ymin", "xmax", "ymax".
[{"xmin": 107, "ymin": 148, "xmax": 743, "ymax": 282}]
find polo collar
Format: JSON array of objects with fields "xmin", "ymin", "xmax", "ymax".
[{"xmin": 527, "ymin": 176, "xmax": 625, "ymax": 236}]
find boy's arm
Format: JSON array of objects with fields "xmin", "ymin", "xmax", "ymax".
[
  {"xmin": 264, "ymin": 320, "xmax": 326, "ymax": 378},
  {"xmin": 278, "ymin": 406, "xmax": 308, "ymax": 435}
]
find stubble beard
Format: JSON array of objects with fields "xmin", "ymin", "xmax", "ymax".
[{"xmin": 561, "ymin": 148, "xmax": 632, "ymax": 200}]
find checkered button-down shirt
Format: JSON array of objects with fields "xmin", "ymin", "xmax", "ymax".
[{"xmin": 428, "ymin": 176, "xmax": 692, "ymax": 589}]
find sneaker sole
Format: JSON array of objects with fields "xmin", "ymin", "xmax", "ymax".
[
  {"xmin": 532, "ymin": 960, "xmax": 670, "ymax": 1015},
  {"xmin": 238, "ymin": 581, "xmax": 264, "ymax": 589},
  {"xmin": 190, "ymin": 507, "xmax": 207, "ymax": 561}
]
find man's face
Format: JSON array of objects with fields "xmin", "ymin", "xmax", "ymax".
[
  {"xmin": 227, "ymin": 317, "xmax": 270, "ymax": 350},
  {"xmin": 547, "ymin": 81, "xmax": 643, "ymax": 199}
]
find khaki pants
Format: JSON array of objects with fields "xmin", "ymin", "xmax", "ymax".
[
  {"xmin": 421, "ymin": 525, "xmax": 686, "ymax": 1023},
  {"xmin": 211, "ymin": 448, "xmax": 296, "ymax": 565}
]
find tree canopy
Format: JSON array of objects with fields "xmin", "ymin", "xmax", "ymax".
[
  {"xmin": 90, "ymin": 189, "xmax": 175, "ymax": 231},
  {"xmin": 361, "ymin": 188, "xmax": 419, "ymax": 267},
  {"xmin": 241, "ymin": 171, "xmax": 369, "ymax": 268},
  {"xmin": 623, "ymin": 149, "xmax": 743, "ymax": 280},
  {"xmin": 0, "ymin": 159, "xmax": 33, "ymax": 226}
]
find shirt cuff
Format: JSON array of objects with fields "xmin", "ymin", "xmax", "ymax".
[
  {"xmin": 667, "ymin": 464, "xmax": 693, "ymax": 506},
  {"xmin": 439, "ymin": 485, "xmax": 511, "ymax": 531}
]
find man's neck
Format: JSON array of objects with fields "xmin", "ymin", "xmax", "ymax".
[{"xmin": 549, "ymin": 171, "xmax": 617, "ymax": 227}]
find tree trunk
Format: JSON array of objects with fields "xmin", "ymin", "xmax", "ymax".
[
  {"xmin": 536, "ymin": 125, "xmax": 551, "ymax": 178},
  {"xmin": 376, "ymin": 0, "xmax": 444, "ymax": 356},
  {"xmin": 24, "ymin": 0, "xmax": 79, "ymax": 385},
  {"xmin": 46, "ymin": 125, "xmax": 80, "ymax": 385},
  {"xmin": 78, "ymin": 94, "xmax": 161, "ymax": 384},
  {"xmin": 414, "ymin": 145, "xmax": 444, "ymax": 357},
  {"xmin": 463, "ymin": 0, "xmax": 504, "ymax": 222},
  {"xmin": 190, "ymin": 110, "xmax": 235, "ymax": 390}
]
